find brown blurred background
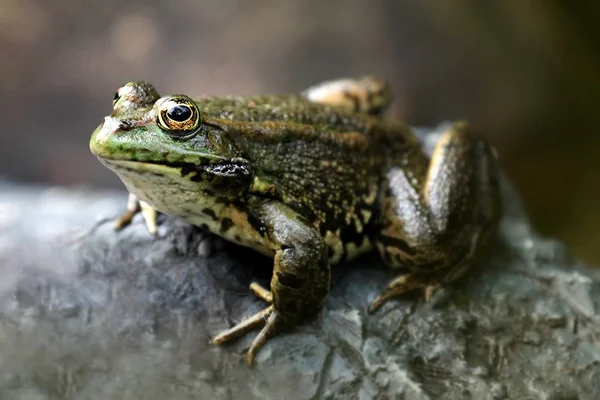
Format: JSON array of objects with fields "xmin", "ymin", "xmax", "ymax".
[{"xmin": 1, "ymin": 1, "xmax": 598, "ymax": 264}]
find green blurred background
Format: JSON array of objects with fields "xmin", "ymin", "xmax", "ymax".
[{"xmin": 1, "ymin": 1, "xmax": 598, "ymax": 264}]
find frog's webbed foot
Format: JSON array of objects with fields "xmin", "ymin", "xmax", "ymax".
[
  {"xmin": 302, "ymin": 76, "xmax": 392, "ymax": 116},
  {"xmin": 368, "ymin": 273, "xmax": 442, "ymax": 313},
  {"xmin": 213, "ymin": 283, "xmax": 289, "ymax": 365},
  {"xmin": 113, "ymin": 193, "xmax": 158, "ymax": 234}
]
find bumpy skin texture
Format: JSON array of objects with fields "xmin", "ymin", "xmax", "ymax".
[{"xmin": 89, "ymin": 78, "xmax": 501, "ymax": 363}]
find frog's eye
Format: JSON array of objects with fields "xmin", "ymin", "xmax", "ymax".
[{"xmin": 156, "ymin": 96, "xmax": 201, "ymax": 139}]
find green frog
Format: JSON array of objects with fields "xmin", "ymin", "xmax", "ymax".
[{"xmin": 89, "ymin": 76, "xmax": 502, "ymax": 365}]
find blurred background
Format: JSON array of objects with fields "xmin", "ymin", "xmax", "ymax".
[{"xmin": 1, "ymin": 0, "xmax": 598, "ymax": 264}]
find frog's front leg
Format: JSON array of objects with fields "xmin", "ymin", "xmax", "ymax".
[
  {"xmin": 370, "ymin": 122, "xmax": 501, "ymax": 312},
  {"xmin": 113, "ymin": 193, "xmax": 158, "ymax": 234},
  {"xmin": 212, "ymin": 200, "xmax": 330, "ymax": 365}
]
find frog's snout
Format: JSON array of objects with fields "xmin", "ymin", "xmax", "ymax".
[{"xmin": 94, "ymin": 116, "xmax": 123, "ymax": 143}]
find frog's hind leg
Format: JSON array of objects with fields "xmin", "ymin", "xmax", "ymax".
[
  {"xmin": 370, "ymin": 122, "xmax": 501, "ymax": 313},
  {"xmin": 301, "ymin": 76, "xmax": 393, "ymax": 116}
]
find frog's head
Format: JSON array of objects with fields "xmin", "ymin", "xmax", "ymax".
[{"xmin": 90, "ymin": 82, "xmax": 253, "ymax": 202}]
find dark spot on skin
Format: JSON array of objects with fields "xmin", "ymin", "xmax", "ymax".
[
  {"xmin": 119, "ymin": 120, "xmax": 133, "ymax": 130},
  {"xmin": 152, "ymin": 162, "xmax": 202, "ymax": 180},
  {"xmin": 202, "ymin": 208, "xmax": 217, "ymax": 220},
  {"xmin": 247, "ymin": 211, "xmax": 267, "ymax": 237},
  {"xmin": 313, "ymin": 189, "xmax": 379, "ymax": 246},
  {"xmin": 234, "ymin": 235, "xmax": 241, "ymax": 242},
  {"xmin": 220, "ymin": 218, "xmax": 234, "ymax": 233},
  {"xmin": 340, "ymin": 224, "xmax": 364, "ymax": 246},
  {"xmin": 276, "ymin": 272, "xmax": 305, "ymax": 289},
  {"xmin": 200, "ymin": 224, "xmax": 209, "ymax": 231},
  {"xmin": 377, "ymin": 235, "xmax": 418, "ymax": 256}
]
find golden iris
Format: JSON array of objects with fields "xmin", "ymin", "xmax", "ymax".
[{"xmin": 156, "ymin": 96, "xmax": 201, "ymax": 137}]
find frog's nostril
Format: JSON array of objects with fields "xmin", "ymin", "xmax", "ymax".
[
  {"xmin": 95, "ymin": 116, "xmax": 125, "ymax": 140},
  {"xmin": 119, "ymin": 120, "xmax": 134, "ymax": 130}
]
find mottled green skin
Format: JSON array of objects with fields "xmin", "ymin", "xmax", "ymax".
[{"xmin": 90, "ymin": 79, "xmax": 501, "ymax": 364}]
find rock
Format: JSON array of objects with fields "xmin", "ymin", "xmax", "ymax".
[{"xmin": 0, "ymin": 125, "xmax": 599, "ymax": 399}]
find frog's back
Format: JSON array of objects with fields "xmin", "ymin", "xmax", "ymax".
[
  {"xmin": 197, "ymin": 94, "xmax": 413, "ymax": 142},
  {"xmin": 197, "ymin": 94, "xmax": 426, "ymax": 264}
]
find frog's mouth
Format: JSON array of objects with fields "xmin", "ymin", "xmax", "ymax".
[
  {"xmin": 100, "ymin": 158, "xmax": 206, "ymax": 182},
  {"xmin": 100, "ymin": 158, "xmax": 254, "ymax": 188}
]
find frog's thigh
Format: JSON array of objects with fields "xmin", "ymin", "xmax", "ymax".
[
  {"xmin": 213, "ymin": 200, "xmax": 330, "ymax": 365},
  {"xmin": 424, "ymin": 121, "xmax": 501, "ymax": 235},
  {"xmin": 371, "ymin": 122, "xmax": 500, "ymax": 311},
  {"xmin": 301, "ymin": 76, "xmax": 392, "ymax": 116}
]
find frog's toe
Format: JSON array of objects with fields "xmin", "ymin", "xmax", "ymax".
[
  {"xmin": 113, "ymin": 193, "xmax": 159, "ymax": 235},
  {"xmin": 139, "ymin": 200, "xmax": 158, "ymax": 235},
  {"xmin": 245, "ymin": 311, "xmax": 288, "ymax": 366},
  {"xmin": 212, "ymin": 305, "xmax": 274, "ymax": 347},
  {"xmin": 423, "ymin": 283, "xmax": 442, "ymax": 303},
  {"xmin": 249, "ymin": 282, "xmax": 273, "ymax": 303},
  {"xmin": 113, "ymin": 193, "xmax": 141, "ymax": 230},
  {"xmin": 212, "ymin": 305, "xmax": 289, "ymax": 366},
  {"xmin": 212, "ymin": 284, "xmax": 275, "ymax": 363},
  {"xmin": 368, "ymin": 272, "xmax": 437, "ymax": 313}
]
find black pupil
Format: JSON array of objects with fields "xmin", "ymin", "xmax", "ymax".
[
  {"xmin": 113, "ymin": 90, "xmax": 120, "ymax": 101},
  {"xmin": 167, "ymin": 105, "xmax": 192, "ymax": 122}
]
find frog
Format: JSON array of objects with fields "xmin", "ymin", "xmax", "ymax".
[{"xmin": 89, "ymin": 76, "xmax": 502, "ymax": 365}]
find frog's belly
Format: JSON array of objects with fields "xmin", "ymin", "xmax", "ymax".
[{"xmin": 111, "ymin": 163, "xmax": 274, "ymax": 257}]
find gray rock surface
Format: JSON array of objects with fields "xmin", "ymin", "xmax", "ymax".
[{"xmin": 0, "ymin": 127, "xmax": 599, "ymax": 399}]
